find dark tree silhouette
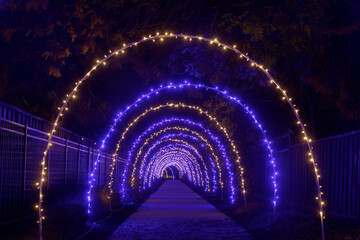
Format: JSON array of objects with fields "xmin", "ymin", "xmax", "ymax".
[{"xmin": 0, "ymin": 0, "xmax": 359, "ymax": 138}]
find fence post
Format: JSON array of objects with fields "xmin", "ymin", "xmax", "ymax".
[
  {"xmin": 98, "ymin": 153, "xmax": 101, "ymax": 186},
  {"xmin": 77, "ymin": 143, "xmax": 81, "ymax": 185},
  {"xmin": 47, "ymin": 146, "xmax": 50, "ymax": 193},
  {"xmin": 22, "ymin": 124, "xmax": 28, "ymax": 219},
  {"xmin": 88, "ymin": 146, "xmax": 91, "ymax": 179},
  {"xmin": 64, "ymin": 139, "xmax": 68, "ymax": 189}
]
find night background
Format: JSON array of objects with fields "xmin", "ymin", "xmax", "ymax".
[{"xmin": 0, "ymin": 0, "xmax": 360, "ymax": 240}]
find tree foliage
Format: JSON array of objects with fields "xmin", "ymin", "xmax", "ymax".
[{"xmin": 0, "ymin": 0, "xmax": 359, "ymax": 139}]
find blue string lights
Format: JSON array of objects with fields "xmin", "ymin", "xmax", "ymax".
[{"xmin": 37, "ymin": 33, "xmax": 325, "ymax": 240}]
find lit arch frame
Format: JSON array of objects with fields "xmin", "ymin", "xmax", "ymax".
[
  {"xmin": 142, "ymin": 145, "xmax": 204, "ymax": 187},
  {"xmin": 137, "ymin": 132, "xmax": 217, "ymax": 192},
  {"xmin": 114, "ymin": 110, "xmax": 244, "ymax": 203},
  {"xmin": 159, "ymin": 162, "xmax": 186, "ymax": 179},
  {"xmin": 150, "ymin": 152, "xmax": 194, "ymax": 184},
  {"xmin": 116, "ymin": 111, "xmax": 244, "ymax": 199},
  {"xmin": 110, "ymin": 102, "xmax": 244, "ymax": 196},
  {"xmin": 162, "ymin": 165, "xmax": 179, "ymax": 180},
  {"xmin": 148, "ymin": 149, "xmax": 201, "ymax": 187},
  {"xmin": 149, "ymin": 150, "xmax": 198, "ymax": 183},
  {"xmin": 125, "ymin": 126, "xmax": 229, "ymax": 199},
  {"xmin": 139, "ymin": 137, "xmax": 211, "ymax": 192},
  {"xmin": 134, "ymin": 119, "xmax": 223, "ymax": 191},
  {"xmin": 38, "ymin": 32, "xmax": 325, "ymax": 240},
  {"xmin": 140, "ymin": 139, "xmax": 211, "ymax": 191},
  {"xmin": 120, "ymin": 116, "xmax": 247, "ymax": 197},
  {"xmin": 107, "ymin": 101, "xmax": 273, "ymax": 216},
  {"xmin": 148, "ymin": 147, "xmax": 206, "ymax": 189},
  {"xmin": 163, "ymin": 164, "xmax": 184, "ymax": 179}
]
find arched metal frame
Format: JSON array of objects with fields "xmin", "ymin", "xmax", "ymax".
[
  {"xmin": 115, "ymin": 106, "xmax": 245, "ymax": 203},
  {"xmin": 141, "ymin": 140, "xmax": 210, "ymax": 191},
  {"xmin": 37, "ymin": 33, "xmax": 325, "ymax": 240}
]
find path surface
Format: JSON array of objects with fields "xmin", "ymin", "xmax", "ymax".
[{"xmin": 109, "ymin": 180, "xmax": 253, "ymax": 240}]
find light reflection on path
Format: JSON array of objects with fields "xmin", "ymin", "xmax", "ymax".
[{"xmin": 110, "ymin": 180, "xmax": 254, "ymax": 240}]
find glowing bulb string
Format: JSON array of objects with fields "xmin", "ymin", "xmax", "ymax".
[
  {"xmin": 39, "ymin": 32, "xmax": 323, "ymax": 239},
  {"xmin": 113, "ymin": 116, "xmax": 237, "ymax": 199},
  {"xmin": 108, "ymin": 103, "xmax": 243, "ymax": 195},
  {"xmin": 127, "ymin": 127, "xmax": 228, "ymax": 197},
  {"xmin": 143, "ymin": 141, "xmax": 209, "ymax": 191},
  {"xmin": 103, "ymin": 85, "xmax": 278, "ymax": 217},
  {"xmin": 148, "ymin": 150, "xmax": 201, "ymax": 187},
  {"xmin": 130, "ymin": 129, "xmax": 231, "ymax": 201},
  {"xmin": 130, "ymin": 131, "xmax": 203, "ymax": 188},
  {"xmin": 149, "ymin": 150, "xmax": 205, "ymax": 189},
  {"xmin": 146, "ymin": 152, "xmax": 194, "ymax": 185},
  {"xmin": 142, "ymin": 140, "xmax": 208, "ymax": 189},
  {"xmin": 112, "ymin": 103, "xmax": 243, "ymax": 205},
  {"xmin": 139, "ymin": 134, "xmax": 213, "ymax": 192},
  {"xmin": 145, "ymin": 147, "xmax": 202, "ymax": 187},
  {"xmin": 137, "ymin": 127, "xmax": 228, "ymax": 193},
  {"xmin": 131, "ymin": 122, "xmax": 235, "ymax": 194},
  {"xmin": 162, "ymin": 162, "xmax": 184, "ymax": 179},
  {"xmin": 88, "ymin": 84, "xmax": 276, "ymax": 217},
  {"xmin": 160, "ymin": 165, "xmax": 176, "ymax": 180},
  {"xmin": 119, "ymin": 116, "xmax": 236, "ymax": 196},
  {"xmin": 132, "ymin": 134, "xmax": 204, "ymax": 188},
  {"xmin": 155, "ymin": 161, "xmax": 187, "ymax": 180},
  {"xmin": 122, "ymin": 126, "xmax": 231, "ymax": 200},
  {"xmin": 151, "ymin": 154, "xmax": 195, "ymax": 187},
  {"xmin": 164, "ymin": 166, "xmax": 176, "ymax": 180}
]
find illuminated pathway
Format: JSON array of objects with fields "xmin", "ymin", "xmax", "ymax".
[{"xmin": 109, "ymin": 180, "xmax": 254, "ymax": 240}]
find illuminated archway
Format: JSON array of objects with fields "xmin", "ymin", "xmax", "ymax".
[
  {"xmin": 162, "ymin": 166, "xmax": 179, "ymax": 180},
  {"xmin": 124, "ymin": 126, "xmax": 232, "ymax": 199},
  {"xmin": 37, "ymin": 33, "xmax": 325, "ymax": 240},
  {"xmin": 110, "ymin": 105, "xmax": 247, "ymax": 204},
  {"xmin": 141, "ymin": 140, "xmax": 210, "ymax": 191}
]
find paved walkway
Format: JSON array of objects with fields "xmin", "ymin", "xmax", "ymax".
[{"xmin": 109, "ymin": 180, "xmax": 253, "ymax": 240}]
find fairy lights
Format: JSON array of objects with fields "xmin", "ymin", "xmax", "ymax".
[
  {"xmin": 163, "ymin": 163, "xmax": 184, "ymax": 179},
  {"xmin": 115, "ymin": 115, "xmax": 256, "ymax": 200},
  {"xmin": 141, "ymin": 140, "xmax": 209, "ymax": 190},
  {"xmin": 37, "ymin": 32, "xmax": 324, "ymax": 240},
  {"xmin": 150, "ymin": 152, "xmax": 194, "ymax": 183},
  {"xmin": 148, "ymin": 148, "xmax": 201, "ymax": 186},
  {"xmin": 140, "ymin": 138, "xmax": 210, "ymax": 192},
  {"xmin": 122, "ymin": 126, "xmax": 234, "ymax": 201},
  {"xmin": 111, "ymin": 115, "xmax": 239, "ymax": 198},
  {"xmin": 135, "ymin": 130, "xmax": 215, "ymax": 192},
  {"xmin": 111, "ymin": 103, "xmax": 244, "ymax": 204},
  {"xmin": 162, "ymin": 165, "xmax": 177, "ymax": 179},
  {"xmin": 148, "ymin": 148, "xmax": 206, "ymax": 189},
  {"xmin": 88, "ymin": 87, "xmax": 275, "ymax": 219},
  {"xmin": 141, "ymin": 144, "xmax": 203, "ymax": 187}
]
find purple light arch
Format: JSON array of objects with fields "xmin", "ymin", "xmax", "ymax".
[
  {"xmin": 122, "ymin": 126, "xmax": 235, "ymax": 202},
  {"xmin": 141, "ymin": 140, "xmax": 210, "ymax": 191},
  {"xmin": 37, "ymin": 33, "xmax": 325, "ymax": 240},
  {"xmin": 117, "ymin": 117, "xmax": 252, "ymax": 202},
  {"xmin": 139, "ymin": 132, "xmax": 217, "ymax": 192}
]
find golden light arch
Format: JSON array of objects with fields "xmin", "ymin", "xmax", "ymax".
[{"xmin": 37, "ymin": 32, "xmax": 325, "ymax": 240}]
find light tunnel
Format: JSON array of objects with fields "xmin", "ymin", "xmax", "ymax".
[
  {"xmin": 37, "ymin": 33, "xmax": 326, "ymax": 240},
  {"xmin": 113, "ymin": 103, "xmax": 252, "ymax": 204},
  {"xmin": 162, "ymin": 165, "xmax": 182, "ymax": 180},
  {"xmin": 119, "ymin": 118, "xmax": 241, "ymax": 203},
  {"xmin": 141, "ymin": 140, "xmax": 209, "ymax": 189},
  {"xmin": 92, "ymin": 89, "xmax": 280, "ymax": 218}
]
